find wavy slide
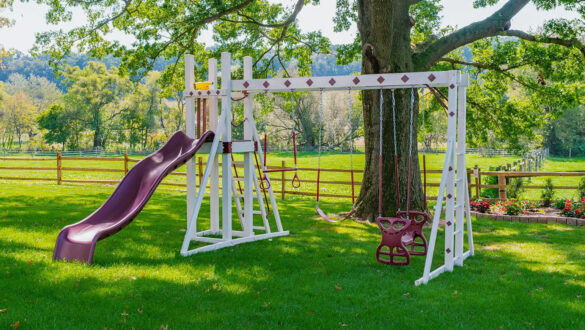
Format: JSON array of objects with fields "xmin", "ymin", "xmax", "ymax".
[{"xmin": 53, "ymin": 130, "xmax": 215, "ymax": 264}]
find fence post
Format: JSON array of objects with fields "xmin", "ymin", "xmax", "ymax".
[
  {"xmin": 124, "ymin": 153, "xmax": 129, "ymax": 175},
  {"xmin": 281, "ymin": 160, "xmax": 286, "ymax": 200},
  {"xmin": 467, "ymin": 168, "xmax": 472, "ymax": 201},
  {"xmin": 474, "ymin": 165, "xmax": 480, "ymax": 199},
  {"xmin": 198, "ymin": 156, "xmax": 203, "ymax": 189},
  {"xmin": 498, "ymin": 173, "xmax": 506, "ymax": 201},
  {"xmin": 57, "ymin": 152, "xmax": 62, "ymax": 185}
]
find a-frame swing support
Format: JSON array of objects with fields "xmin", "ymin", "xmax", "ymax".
[{"xmin": 181, "ymin": 52, "xmax": 473, "ymax": 285}]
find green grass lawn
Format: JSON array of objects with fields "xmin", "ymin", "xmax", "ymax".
[
  {"xmin": 524, "ymin": 157, "xmax": 585, "ymax": 200},
  {"xmin": 1, "ymin": 181, "xmax": 584, "ymax": 328}
]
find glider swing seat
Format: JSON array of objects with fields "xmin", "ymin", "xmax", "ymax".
[
  {"xmin": 375, "ymin": 89, "xmax": 428, "ymax": 266},
  {"xmin": 183, "ymin": 52, "xmax": 473, "ymax": 285}
]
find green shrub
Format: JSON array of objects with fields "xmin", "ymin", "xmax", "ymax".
[
  {"xmin": 481, "ymin": 167, "xmax": 498, "ymax": 198},
  {"xmin": 506, "ymin": 178, "xmax": 525, "ymax": 199},
  {"xmin": 506, "ymin": 199, "xmax": 524, "ymax": 216},
  {"xmin": 540, "ymin": 178, "xmax": 555, "ymax": 207},
  {"xmin": 578, "ymin": 177, "xmax": 585, "ymax": 200},
  {"xmin": 553, "ymin": 198, "xmax": 566, "ymax": 210}
]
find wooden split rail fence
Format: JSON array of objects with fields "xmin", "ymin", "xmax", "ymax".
[{"xmin": 0, "ymin": 153, "xmax": 582, "ymax": 202}]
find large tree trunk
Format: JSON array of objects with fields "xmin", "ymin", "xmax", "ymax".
[{"xmin": 354, "ymin": 1, "xmax": 424, "ymax": 221}]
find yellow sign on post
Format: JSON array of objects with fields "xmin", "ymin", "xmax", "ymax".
[{"xmin": 195, "ymin": 82, "xmax": 213, "ymax": 90}]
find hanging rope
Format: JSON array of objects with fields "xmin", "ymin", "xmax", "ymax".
[
  {"xmin": 392, "ymin": 90, "xmax": 400, "ymax": 212},
  {"xmin": 348, "ymin": 89, "xmax": 355, "ymax": 207},
  {"xmin": 421, "ymin": 88, "xmax": 428, "ymax": 211},
  {"xmin": 260, "ymin": 90, "xmax": 271, "ymax": 190},
  {"xmin": 290, "ymin": 91, "xmax": 301, "ymax": 188},
  {"xmin": 316, "ymin": 89, "xmax": 324, "ymax": 207},
  {"xmin": 406, "ymin": 88, "xmax": 415, "ymax": 214}
]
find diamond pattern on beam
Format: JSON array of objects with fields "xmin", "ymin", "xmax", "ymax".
[
  {"xmin": 329, "ymin": 78, "xmax": 336, "ymax": 86},
  {"xmin": 353, "ymin": 77, "xmax": 360, "ymax": 85},
  {"xmin": 449, "ymin": 166, "xmax": 453, "ymax": 171},
  {"xmin": 428, "ymin": 74, "xmax": 436, "ymax": 82},
  {"xmin": 243, "ymin": 81, "xmax": 249, "ymax": 88},
  {"xmin": 284, "ymin": 80, "xmax": 291, "ymax": 88},
  {"xmin": 447, "ymin": 221, "xmax": 452, "ymax": 226},
  {"xmin": 401, "ymin": 75, "xmax": 409, "ymax": 83},
  {"xmin": 207, "ymin": 91, "xmax": 211, "ymax": 95},
  {"xmin": 216, "ymin": 90, "xmax": 220, "ymax": 95},
  {"xmin": 377, "ymin": 76, "xmax": 385, "ymax": 84},
  {"xmin": 449, "ymin": 112, "xmax": 455, "ymax": 117},
  {"xmin": 197, "ymin": 91, "xmax": 201, "ymax": 95},
  {"xmin": 446, "ymin": 248, "xmax": 451, "ymax": 254},
  {"xmin": 263, "ymin": 81, "xmax": 270, "ymax": 88},
  {"xmin": 447, "ymin": 194, "xmax": 452, "ymax": 199},
  {"xmin": 450, "ymin": 84, "xmax": 455, "ymax": 89},
  {"xmin": 306, "ymin": 79, "xmax": 313, "ymax": 86}
]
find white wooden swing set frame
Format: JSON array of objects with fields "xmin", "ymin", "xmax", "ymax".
[{"xmin": 182, "ymin": 52, "xmax": 474, "ymax": 285}]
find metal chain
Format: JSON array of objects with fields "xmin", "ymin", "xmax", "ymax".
[
  {"xmin": 348, "ymin": 89, "xmax": 353, "ymax": 174},
  {"xmin": 264, "ymin": 90, "xmax": 269, "ymax": 135},
  {"xmin": 391, "ymin": 89, "xmax": 396, "ymax": 156},
  {"xmin": 317, "ymin": 89, "xmax": 324, "ymax": 207},
  {"xmin": 290, "ymin": 90, "xmax": 295, "ymax": 132},
  {"xmin": 421, "ymin": 88, "xmax": 425, "ymax": 150},
  {"xmin": 409, "ymin": 88, "xmax": 414, "ymax": 157},
  {"xmin": 379, "ymin": 89, "xmax": 384, "ymax": 157}
]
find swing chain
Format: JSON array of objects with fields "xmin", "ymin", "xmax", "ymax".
[
  {"xmin": 392, "ymin": 90, "xmax": 397, "ymax": 156},
  {"xmin": 316, "ymin": 88, "xmax": 324, "ymax": 207},
  {"xmin": 409, "ymin": 88, "xmax": 414, "ymax": 157},
  {"xmin": 348, "ymin": 89, "xmax": 355, "ymax": 207},
  {"xmin": 378, "ymin": 89, "xmax": 384, "ymax": 218}
]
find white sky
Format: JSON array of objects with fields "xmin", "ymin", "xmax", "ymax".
[{"xmin": 0, "ymin": 0, "xmax": 579, "ymax": 53}]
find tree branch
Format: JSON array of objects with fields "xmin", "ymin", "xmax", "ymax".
[
  {"xmin": 504, "ymin": 29, "xmax": 585, "ymax": 57},
  {"xmin": 439, "ymin": 57, "xmax": 531, "ymax": 71},
  {"xmin": 414, "ymin": 0, "xmax": 529, "ymax": 70}
]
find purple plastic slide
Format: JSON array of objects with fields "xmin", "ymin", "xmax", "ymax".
[{"xmin": 53, "ymin": 130, "xmax": 215, "ymax": 264}]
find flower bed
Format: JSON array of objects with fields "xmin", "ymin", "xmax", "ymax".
[{"xmin": 470, "ymin": 198, "xmax": 585, "ymax": 226}]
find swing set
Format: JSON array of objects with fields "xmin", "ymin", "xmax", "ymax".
[{"xmin": 183, "ymin": 52, "xmax": 474, "ymax": 285}]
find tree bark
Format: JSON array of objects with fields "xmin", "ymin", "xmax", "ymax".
[{"xmin": 354, "ymin": 0, "xmax": 424, "ymax": 221}]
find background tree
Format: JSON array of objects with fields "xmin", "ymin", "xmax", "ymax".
[
  {"xmin": 31, "ymin": 0, "xmax": 585, "ymax": 219},
  {"xmin": 0, "ymin": 91, "xmax": 36, "ymax": 148},
  {"xmin": 37, "ymin": 103, "xmax": 72, "ymax": 151},
  {"xmin": 543, "ymin": 106, "xmax": 585, "ymax": 157},
  {"xmin": 120, "ymin": 72, "xmax": 162, "ymax": 151},
  {"xmin": 62, "ymin": 62, "xmax": 133, "ymax": 149}
]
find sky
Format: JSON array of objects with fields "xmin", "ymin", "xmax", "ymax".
[{"xmin": 0, "ymin": 0, "xmax": 579, "ymax": 53}]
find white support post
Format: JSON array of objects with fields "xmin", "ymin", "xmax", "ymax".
[
  {"xmin": 221, "ymin": 52, "xmax": 233, "ymax": 240},
  {"xmin": 208, "ymin": 58, "xmax": 220, "ymax": 233},
  {"xmin": 444, "ymin": 71, "xmax": 459, "ymax": 272},
  {"xmin": 455, "ymin": 81, "xmax": 467, "ymax": 265},
  {"xmin": 416, "ymin": 142, "xmax": 454, "ymax": 285},
  {"xmin": 243, "ymin": 56, "xmax": 254, "ymax": 237},
  {"xmin": 185, "ymin": 55, "xmax": 197, "ymax": 231}
]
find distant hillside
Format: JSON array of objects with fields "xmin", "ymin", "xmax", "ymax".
[{"xmin": 0, "ymin": 49, "xmax": 361, "ymax": 90}]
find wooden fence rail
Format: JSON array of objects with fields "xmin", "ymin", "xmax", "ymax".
[{"xmin": 0, "ymin": 154, "xmax": 583, "ymax": 202}]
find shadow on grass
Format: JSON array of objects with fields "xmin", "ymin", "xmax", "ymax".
[{"xmin": 1, "ymin": 183, "xmax": 584, "ymax": 328}]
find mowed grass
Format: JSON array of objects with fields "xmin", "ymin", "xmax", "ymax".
[
  {"xmin": 1, "ymin": 181, "xmax": 585, "ymax": 328},
  {"xmin": 524, "ymin": 157, "xmax": 585, "ymax": 200}
]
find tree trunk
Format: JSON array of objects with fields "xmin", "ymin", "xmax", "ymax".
[{"xmin": 354, "ymin": 1, "xmax": 424, "ymax": 221}]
